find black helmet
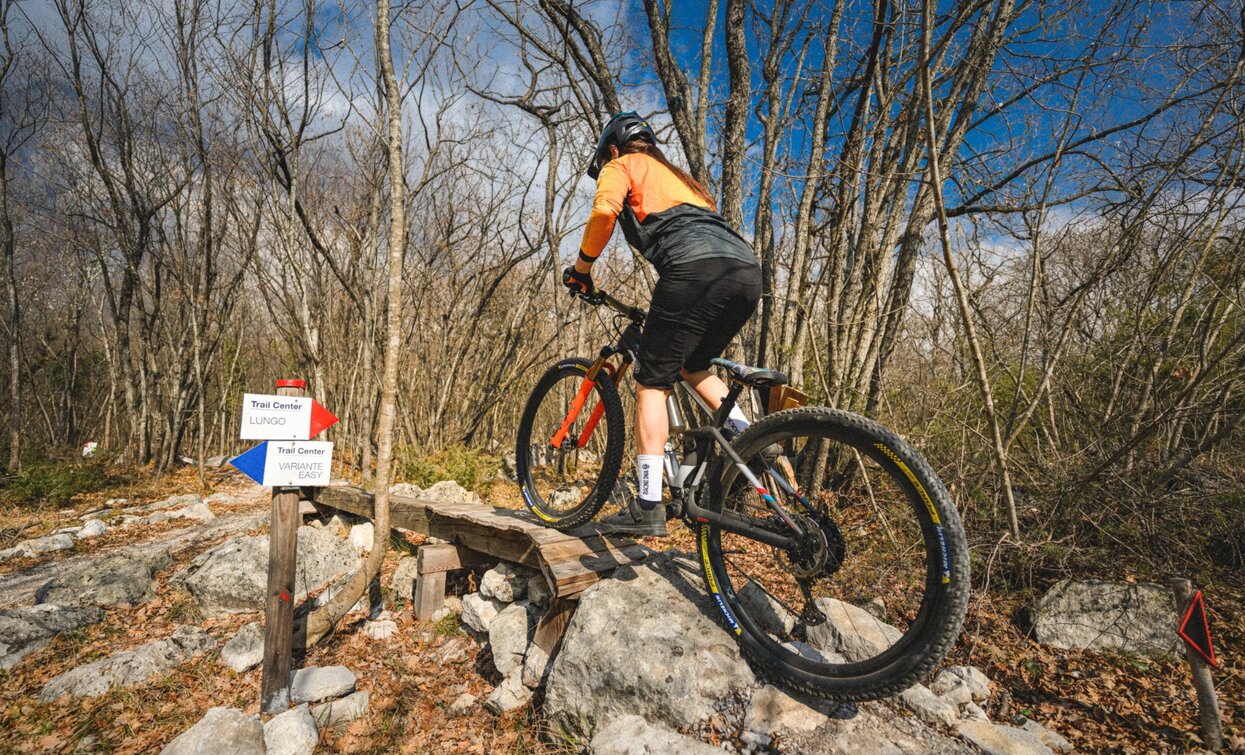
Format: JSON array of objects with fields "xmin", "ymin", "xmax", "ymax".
[{"xmin": 587, "ymin": 112, "xmax": 655, "ymax": 179}]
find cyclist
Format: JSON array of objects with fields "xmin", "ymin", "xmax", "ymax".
[{"xmin": 562, "ymin": 112, "xmax": 761, "ymax": 537}]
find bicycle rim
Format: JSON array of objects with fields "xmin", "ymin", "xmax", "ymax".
[
  {"xmin": 515, "ymin": 359, "xmax": 624, "ymax": 530},
  {"xmin": 703, "ymin": 407, "xmax": 969, "ymax": 699}
]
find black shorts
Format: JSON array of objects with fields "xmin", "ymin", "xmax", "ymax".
[{"xmin": 634, "ymin": 258, "xmax": 762, "ymax": 388}]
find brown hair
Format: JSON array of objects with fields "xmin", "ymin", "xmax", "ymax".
[{"xmin": 618, "ymin": 139, "xmax": 717, "ymax": 210}]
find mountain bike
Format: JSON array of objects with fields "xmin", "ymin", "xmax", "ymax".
[{"xmin": 515, "ymin": 288, "xmax": 970, "ymax": 700}]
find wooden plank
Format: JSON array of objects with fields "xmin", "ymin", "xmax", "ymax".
[
  {"xmin": 532, "ymin": 597, "xmax": 576, "ymax": 655},
  {"xmin": 417, "ymin": 543, "xmax": 492, "ymax": 574}
]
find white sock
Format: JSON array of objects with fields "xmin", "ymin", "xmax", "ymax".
[
  {"xmin": 725, "ymin": 405, "xmax": 750, "ymax": 435},
  {"xmin": 637, "ymin": 454, "xmax": 664, "ymax": 503}
]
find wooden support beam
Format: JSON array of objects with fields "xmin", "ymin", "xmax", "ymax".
[
  {"xmin": 413, "ymin": 543, "xmax": 491, "ymax": 621},
  {"xmin": 533, "ymin": 597, "xmax": 576, "ymax": 655}
]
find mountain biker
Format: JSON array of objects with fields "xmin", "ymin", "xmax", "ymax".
[{"xmin": 562, "ymin": 112, "xmax": 761, "ymax": 537}]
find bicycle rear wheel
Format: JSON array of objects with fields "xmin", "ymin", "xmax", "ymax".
[
  {"xmin": 515, "ymin": 358, "xmax": 625, "ymax": 530},
  {"xmin": 701, "ymin": 407, "xmax": 969, "ymax": 700}
]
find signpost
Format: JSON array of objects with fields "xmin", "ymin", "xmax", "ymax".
[
  {"xmin": 229, "ymin": 379, "xmax": 338, "ymax": 713},
  {"xmin": 1170, "ymin": 578, "xmax": 1223, "ymax": 750}
]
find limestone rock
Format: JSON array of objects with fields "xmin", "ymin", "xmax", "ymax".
[
  {"xmin": 78, "ymin": 519, "xmax": 108, "ymax": 539},
  {"xmin": 1031, "ymin": 580, "xmax": 1177, "ymax": 655},
  {"xmin": 898, "ymin": 683, "xmax": 960, "ymax": 727},
  {"xmin": 0, "ymin": 604, "xmax": 104, "ymax": 670},
  {"xmin": 521, "ymin": 644, "xmax": 549, "ymax": 689},
  {"xmin": 36, "ymin": 550, "xmax": 171, "ymax": 608},
  {"xmin": 744, "ymin": 685, "xmax": 831, "ymax": 736},
  {"xmin": 448, "ymin": 692, "xmax": 477, "ymax": 715},
  {"xmin": 931, "ymin": 666, "xmax": 992, "ymax": 703},
  {"xmin": 174, "ymin": 527, "xmax": 357, "ymax": 616},
  {"xmin": 390, "ymin": 556, "xmax": 419, "ymax": 604},
  {"xmin": 349, "ymin": 523, "xmax": 374, "ymax": 553},
  {"xmin": 778, "ymin": 701, "xmax": 976, "ymax": 755},
  {"xmin": 364, "ymin": 619, "xmax": 398, "ymax": 640},
  {"xmin": 263, "ymin": 704, "xmax": 318, "ymax": 755},
  {"xmin": 460, "ymin": 593, "xmax": 503, "ymax": 633},
  {"xmin": 1020, "ymin": 719, "xmax": 1073, "ymax": 753},
  {"xmin": 423, "ymin": 480, "xmax": 478, "ymax": 506},
  {"xmin": 310, "ymin": 690, "xmax": 370, "ymax": 728},
  {"xmin": 807, "ymin": 597, "xmax": 903, "ymax": 662},
  {"xmin": 9, "ymin": 534, "xmax": 76, "ymax": 558},
  {"xmin": 488, "ymin": 602, "xmax": 533, "ymax": 676},
  {"xmin": 525, "ymin": 575, "xmax": 551, "ymax": 608},
  {"xmin": 41, "ymin": 626, "xmax": 217, "ymax": 701},
  {"xmin": 957, "ymin": 720, "xmax": 1054, "ymax": 755},
  {"xmin": 589, "ymin": 715, "xmax": 720, "ymax": 755},
  {"xmin": 289, "ymin": 666, "xmax": 356, "ymax": 704},
  {"xmin": 479, "ymin": 562, "xmax": 527, "ymax": 603},
  {"xmin": 220, "ymin": 622, "xmax": 264, "ymax": 673},
  {"xmin": 738, "ymin": 581, "xmax": 797, "ymax": 636},
  {"xmin": 160, "ymin": 707, "xmax": 265, "ymax": 755},
  {"xmin": 389, "ymin": 483, "xmax": 423, "ymax": 498},
  {"xmin": 544, "ymin": 552, "xmax": 754, "ymax": 735},
  {"xmin": 484, "ymin": 670, "xmax": 532, "ymax": 714}
]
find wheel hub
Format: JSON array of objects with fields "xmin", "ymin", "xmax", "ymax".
[{"xmin": 775, "ymin": 513, "xmax": 847, "ymax": 579}]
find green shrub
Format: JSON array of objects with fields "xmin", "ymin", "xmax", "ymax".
[
  {"xmin": 0, "ymin": 459, "xmax": 115, "ymax": 508},
  {"xmin": 398, "ymin": 444, "xmax": 500, "ymax": 491}
]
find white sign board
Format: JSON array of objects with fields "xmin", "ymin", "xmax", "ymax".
[
  {"xmin": 258, "ymin": 441, "xmax": 334, "ymax": 486},
  {"xmin": 240, "ymin": 393, "xmax": 337, "ymax": 440}
]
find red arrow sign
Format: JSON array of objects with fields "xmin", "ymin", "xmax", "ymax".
[
  {"xmin": 308, "ymin": 400, "xmax": 339, "ymax": 438},
  {"xmin": 1178, "ymin": 590, "xmax": 1217, "ymax": 667}
]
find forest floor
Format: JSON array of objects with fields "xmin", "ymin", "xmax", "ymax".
[{"xmin": 0, "ymin": 465, "xmax": 1240, "ymax": 753}]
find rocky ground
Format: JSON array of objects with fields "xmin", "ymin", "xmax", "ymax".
[{"xmin": 0, "ymin": 467, "xmax": 1240, "ymax": 753}]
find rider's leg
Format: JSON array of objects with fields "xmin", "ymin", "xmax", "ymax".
[
  {"xmin": 634, "ymin": 384, "xmax": 670, "ymax": 509},
  {"xmin": 680, "ymin": 368, "xmax": 750, "ymax": 434}
]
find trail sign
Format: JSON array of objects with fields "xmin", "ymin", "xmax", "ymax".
[
  {"xmin": 240, "ymin": 393, "xmax": 338, "ymax": 440},
  {"xmin": 230, "ymin": 441, "xmax": 334, "ymax": 487},
  {"xmin": 1178, "ymin": 590, "xmax": 1217, "ymax": 667}
]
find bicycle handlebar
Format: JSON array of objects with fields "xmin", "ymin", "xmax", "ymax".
[{"xmin": 571, "ymin": 287, "xmax": 646, "ymax": 323}]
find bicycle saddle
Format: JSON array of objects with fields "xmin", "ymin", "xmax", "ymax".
[{"xmin": 711, "ymin": 358, "xmax": 789, "ymax": 386}]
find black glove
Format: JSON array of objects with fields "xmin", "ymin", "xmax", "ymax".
[{"xmin": 562, "ymin": 265, "xmax": 594, "ymax": 295}]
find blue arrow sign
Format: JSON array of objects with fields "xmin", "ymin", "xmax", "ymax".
[
  {"xmin": 231, "ymin": 442, "xmax": 269, "ymax": 484},
  {"xmin": 230, "ymin": 441, "xmax": 334, "ymax": 486}
]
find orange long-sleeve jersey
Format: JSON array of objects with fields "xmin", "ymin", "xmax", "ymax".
[{"xmin": 579, "ymin": 153, "xmax": 712, "ymax": 259}]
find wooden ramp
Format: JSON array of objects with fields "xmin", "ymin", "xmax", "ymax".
[{"xmin": 310, "ymin": 483, "xmax": 654, "ymax": 652}]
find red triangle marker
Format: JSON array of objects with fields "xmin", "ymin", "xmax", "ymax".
[
  {"xmin": 308, "ymin": 400, "xmax": 339, "ymax": 438},
  {"xmin": 1177, "ymin": 590, "xmax": 1217, "ymax": 667}
]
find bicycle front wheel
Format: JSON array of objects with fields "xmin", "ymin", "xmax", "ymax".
[
  {"xmin": 701, "ymin": 407, "xmax": 969, "ymax": 700},
  {"xmin": 515, "ymin": 358, "xmax": 625, "ymax": 530}
]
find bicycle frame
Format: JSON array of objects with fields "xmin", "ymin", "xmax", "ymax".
[{"xmin": 553, "ymin": 289, "xmax": 814, "ymax": 551}]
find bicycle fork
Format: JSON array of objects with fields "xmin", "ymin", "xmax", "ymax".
[{"xmin": 548, "ymin": 357, "xmax": 629, "ymax": 450}]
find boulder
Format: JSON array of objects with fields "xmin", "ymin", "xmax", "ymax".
[
  {"xmin": 364, "ymin": 618, "xmax": 398, "ymax": 640},
  {"xmin": 36, "ymin": 550, "xmax": 171, "ymax": 608},
  {"xmin": 310, "ymin": 690, "xmax": 369, "ymax": 728},
  {"xmin": 263, "ymin": 704, "xmax": 318, "ymax": 755},
  {"xmin": 460, "ymin": 593, "xmax": 504, "ymax": 633},
  {"xmin": 931, "ymin": 665, "xmax": 992, "ymax": 704},
  {"xmin": 521, "ymin": 644, "xmax": 550, "ymax": 689},
  {"xmin": 897, "ymin": 683, "xmax": 960, "ymax": 727},
  {"xmin": 160, "ymin": 707, "xmax": 264, "ymax": 755},
  {"xmin": 1031, "ymin": 580, "xmax": 1177, "ymax": 654},
  {"xmin": 957, "ymin": 720, "xmax": 1054, "ymax": 755},
  {"xmin": 174, "ymin": 527, "xmax": 357, "ymax": 616},
  {"xmin": 77, "ymin": 519, "xmax": 108, "ymax": 539},
  {"xmin": 589, "ymin": 715, "xmax": 721, "ymax": 755},
  {"xmin": 525, "ymin": 575, "xmax": 551, "ymax": 608},
  {"xmin": 390, "ymin": 556, "xmax": 419, "ymax": 604},
  {"xmin": 807, "ymin": 597, "xmax": 903, "ymax": 662},
  {"xmin": 0, "ymin": 604, "xmax": 104, "ymax": 670},
  {"xmin": 448, "ymin": 692, "xmax": 477, "ymax": 715},
  {"xmin": 349, "ymin": 523, "xmax": 374, "ymax": 553},
  {"xmin": 778, "ymin": 701, "xmax": 976, "ymax": 755},
  {"xmin": 544, "ymin": 552, "xmax": 754, "ymax": 735},
  {"xmin": 389, "ymin": 483, "xmax": 423, "ymax": 498},
  {"xmin": 289, "ymin": 665, "xmax": 356, "ymax": 704},
  {"xmin": 738, "ymin": 581, "xmax": 797, "ymax": 636},
  {"xmin": 744, "ymin": 685, "xmax": 832, "ymax": 736},
  {"xmin": 41, "ymin": 626, "xmax": 217, "ymax": 701},
  {"xmin": 479, "ymin": 562, "xmax": 528, "ymax": 603},
  {"xmin": 22, "ymin": 534, "xmax": 75, "ymax": 556},
  {"xmin": 220, "ymin": 622, "xmax": 264, "ymax": 673},
  {"xmin": 1020, "ymin": 719, "xmax": 1073, "ymax": 753},
  {"xmin": 483, "ymin": 670, "xmax": 532, "ymax": 714},
  {"xmin": 423, "ymin": 480, "xmax": 478, "ymax": 506},
  {"xmin": 488, "ymin": 602, "xmax": 533, "ymax": 676}
]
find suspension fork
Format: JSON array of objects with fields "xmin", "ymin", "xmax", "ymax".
[{"xmin": 548, "ymin": 357, "xmax": 617, "ymax": 449}]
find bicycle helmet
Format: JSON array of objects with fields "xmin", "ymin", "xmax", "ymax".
[{"xmin": 587, "ymin": 112, "xmax": 655, "ymax": 179}]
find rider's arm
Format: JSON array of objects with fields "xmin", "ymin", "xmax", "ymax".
[{"xmin": 575, "ymin": 160, "xmax": 629, "ymax": 273}]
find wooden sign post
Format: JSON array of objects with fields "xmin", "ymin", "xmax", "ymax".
[
  {"xmin": 260, "ymin": 379, "xmax": 306, "ymax": 713},
  {"xmin": 1170, "ymin": 577, "xmax": 1223, "ymax": 751}
]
